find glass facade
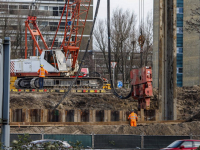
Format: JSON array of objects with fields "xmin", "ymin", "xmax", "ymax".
[{"xmin": 177, "ymin": 0, "xmax": 183, "ymax": 87}]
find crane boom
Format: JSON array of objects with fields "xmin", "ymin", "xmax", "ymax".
[
  {"xmin": 24, "ymin": 16, "xmax": 48, "ymax": 59},
  {"xmin": 51, "ymin": 0, "xmax": 92, "ymax": 70}
]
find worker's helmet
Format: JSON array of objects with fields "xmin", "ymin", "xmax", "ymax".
[
  {"xmin": 40, "ymin": 65, "xmax": 44, "ymax": 67},
  {"xmin": 131, "ymin": 109, "xmax": 135, "ymax": 112}
]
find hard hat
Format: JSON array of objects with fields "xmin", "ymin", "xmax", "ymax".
[
  {"xmin": 40, "ymin": 65, "xmax": 44, "ymax": 67},
  {"xmin": 131, "ymin": 109, "xmax": 135, "ymax": 112}
]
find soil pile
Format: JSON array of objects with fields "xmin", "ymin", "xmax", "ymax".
[
  {"xmin": 176, "ymin": 86, "xmax": 200, "ymax": 120},
  {"xmin": 10, "ymin": 91, "xmax": 138, "ymax": 110}
]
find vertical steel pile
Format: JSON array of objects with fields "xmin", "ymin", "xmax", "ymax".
[
  {"xmin": 158, "ymin": 0, "xmax": 177, "ymax": 120},
  {"xmin": 0, "ymin": 37, "xmax": 11, "ymax": 148}
]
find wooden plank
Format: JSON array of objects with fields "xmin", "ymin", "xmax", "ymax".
[
  {"xmin": 9, "ymin": 120, "xmax": 185, "ymax": 126},
  {"xmin": 60, "ymin": 110, "xmax": 65, "ymax": 122},
  {"xmin": 9, "ymin": 109, "xmax": 13, "ymax": 123},
  {"xmin": 41, "ymin": 109, "xmax": 44, "ymax": 122},
  {"xmin": 28, "ymin": 109, "xmax": 31, "ymax": 122},
  {"xmin": 22, "ymin": 109, "xmax": 26, "ymax": 122},
  {"xmin": 141, "ymin": 109, "xmax": 144, "ymax": 121},
  {"xmin": 89, "ymin": 110, "xmax": 94, "ymax": 122},
  {"xmin": 44, "ymin": 109, "xmax": 48, "ymax": 122},
  {"xmin": 119, "ymin": 110, "xmax": 123, "ymax": 121}
]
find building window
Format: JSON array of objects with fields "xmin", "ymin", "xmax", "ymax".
[
  {"xmin": 19, "ymin": 5, "xmax": 29, "ymax": 9},
  {"xmin": 177, "ymin": 47, "xmax": 183, "ymax": 53},
  {"xmin": 177, "ymin": 7, "xmax": 183, "ymax": 14},
  {"xmin": 177, "ymin": 67, "xmax": 183, "ymax": 74},
  {"xmin": 38, "ymin": 21, "xmax": 48, "ymax": 26},
  {"xmin": 49, "ymin": 6, "xmax": 58, "ymax": 16},
  {"xmin": 177, "ymin": 27, "xmax": 183, "ymax": 34},
  {"xmin": 39, "ymin": 6, "xmax": 48, "ymax": 10},
  {"xmin": 9, "ymin": 5, "xmax": 18, "ymax": 9}
]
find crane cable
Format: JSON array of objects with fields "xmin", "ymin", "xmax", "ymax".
[
  {"xmin": 138, "ymin": 0, "xmax": 145, "ymax": 67},
  {"xmin": 139, "ymin": 0, "xmax": 145, "ymax": 34},
  {"xmin": 107, "ymin": 0, "xmax": 133, "ymax": 100},
  {"xmin": 54, "ymin": 0, "xmax": 101, "ymax": 109}
]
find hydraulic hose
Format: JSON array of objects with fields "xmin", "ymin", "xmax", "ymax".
[
  {"xmin": 107, "ymin": 0, "xmax": 133, "ymax": 99},
  {"xmin": 54, "ymin": 0, "xmax": 101, "ymax": 109}
]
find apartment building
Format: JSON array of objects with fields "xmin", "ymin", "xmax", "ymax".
[
  {"xmin": 153, "ymin": 0, "xmax": 200, "ymax": 87},
  {"xmin": 0, "ymin": 0, "xmax": 93, "ymax": 58}
]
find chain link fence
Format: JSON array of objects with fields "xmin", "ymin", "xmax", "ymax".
[{"xmin": 1, "ymin": 134, "xmax": 199, "ymax": 149}]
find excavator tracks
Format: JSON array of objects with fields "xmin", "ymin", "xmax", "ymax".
[{"xmin": 15, "ymin": 77, "xmax": 104, "ymax": 89}]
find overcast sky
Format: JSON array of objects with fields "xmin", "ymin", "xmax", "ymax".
[{"xmin": 93, "ymin": 0, "xmax": 153, "ymax": 24}]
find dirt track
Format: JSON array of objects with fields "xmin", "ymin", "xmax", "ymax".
[{"xmin": 10, "ymin": 121, "xmax": 200, "ymax": 136}]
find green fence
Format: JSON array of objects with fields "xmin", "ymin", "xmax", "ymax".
[
  {"xmin": 44, "ymin": 134, "xmax": 92, "ymax": 148},
  {"xmin": 2, "ymin": 134, "xmax": 196, "ymax": 149}
]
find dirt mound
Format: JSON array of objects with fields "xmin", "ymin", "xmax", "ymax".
[
  {"xmin": 10, "ymin": 92, "xmax": 139, "ymax": 110},
  {"xmin": 176, "ymin": 86, "xmax": 200, "ymax": 120}
]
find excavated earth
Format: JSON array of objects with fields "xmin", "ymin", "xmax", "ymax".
[{"xmin": 8, "ymin": 86, "xmax": 200, "ymax": 135}]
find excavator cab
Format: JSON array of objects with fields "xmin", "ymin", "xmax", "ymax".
[
  {"xmin": 44, "ymin": 51, "xmax": 58, "ymax": 69},
  {"xmin": 42, "ymin": 49, "xmax": 79, "ymax": 75}
]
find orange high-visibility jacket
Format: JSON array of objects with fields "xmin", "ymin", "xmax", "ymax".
[
  {"xmin": 37, "ymin": 68, "xmax": 48, "ymax": 78},
  {"xmin": 128, "ymin": 112, "xmax": 138, "ymax": 121}
]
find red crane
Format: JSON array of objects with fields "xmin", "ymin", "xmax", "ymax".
[
  {"xmin": 24, "ymin": 0, "xmax": 92, "ymax": 70},
  {"xmin": 24, "ymin": 16, "xmax": 48, "ymax": 59},
  {"xmin": 51, "ymin": 0, "xmax": 92, "ymax": 70}
]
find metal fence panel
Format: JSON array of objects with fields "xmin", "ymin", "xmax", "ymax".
[
  {"xmin": 94, "ymin": 135, "xmax": 141, "ymax": 149},
  {"xmin": 44, "ymin": 134, "xmax": 92, "ymax": 148},
  {"xmin": 144, "ymin": 136, "xmax": 190, "ymax": 149}
]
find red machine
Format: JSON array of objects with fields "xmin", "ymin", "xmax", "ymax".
[
  {"xmin": 130, "ymin": 66, "xmax": 153, "ymax": 110},
  {"xmin": 25, "ymin": 16, "xmax": 48, "ymax": 58},
  {"xmin": 24, "ymin": 0, "xmax": 91, "ymax": 67}
]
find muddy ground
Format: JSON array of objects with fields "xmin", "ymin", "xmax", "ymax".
[{"xmin": 9, "ymin": 86, "xmax": 200, "ymax": 135}]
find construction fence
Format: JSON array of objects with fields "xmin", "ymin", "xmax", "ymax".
[{"xmin": 1, "ymin": 134, "xmax": 198, "ymax": 149}]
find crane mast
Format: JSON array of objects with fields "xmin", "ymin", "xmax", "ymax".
[
  {"xmin": 51, "ymin": 0, "xmax": 92, "ymax": 70},
  {"xmin": 24, "ymin": 0, "xmax": 92, "ymax": 70}
]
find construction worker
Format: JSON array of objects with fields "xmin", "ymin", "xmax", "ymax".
[
  {"xmin": 37, "ymin": 65, "xmax": 48, "ymax": 89},
  {"xmin": 128, "ymin": 110, "xmax": 138, "ymax": 127}
]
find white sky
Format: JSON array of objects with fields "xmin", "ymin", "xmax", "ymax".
[{"xmin": 93, "ymin": 0, "xmax": 153, "ymax": 24}]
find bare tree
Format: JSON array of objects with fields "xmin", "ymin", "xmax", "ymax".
[
  {"xmin": 94, "ymin": 8, "xmax": 137, "ymax": 86},
  {"xmin": 142, "ymin": 10, "xmax": 153, "ymax": 66},
  {"xmin": 93, "ymin": 19, "xmax": 109, "ymax": 76},
  {"xmin": 185, "ymin": 6, "xmax": 200, "ymax": 33}
]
